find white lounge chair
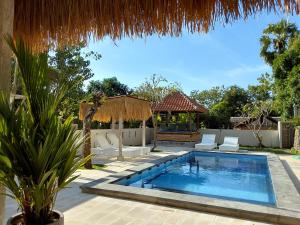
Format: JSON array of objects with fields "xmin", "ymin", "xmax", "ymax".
[
  {"xmin": 195, "ymin": 134, "xmax": 217, "ymax": 150},
  {"xmin": 91, "ymin": 134, "xmax": 118, "ymax": 157},
  {"xmin": 219, "ymin": 136, "xmax": 239, "ymax": 152},
  {"xmin": 107, "ymin": 132, "xmax": 150, "ymax": 157}
]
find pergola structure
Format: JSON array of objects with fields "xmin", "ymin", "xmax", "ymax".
[
  {"xmin": 79, "ymin": 95, "xmax": 152, "ymax": 160},
  {"xmin": 0, "ymin": 0, "xmax": 299, "ymax": 223},
  {"xmin": 154, "ymin": 92, "xmax": 207, "ymax": 142}
]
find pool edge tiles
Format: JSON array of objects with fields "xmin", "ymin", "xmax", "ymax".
[{"xmin": 81, "ymin": 151, "xmax": 300, "ymax": 225}]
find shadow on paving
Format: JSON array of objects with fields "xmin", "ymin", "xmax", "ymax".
[{"xmin": 281, "ymin": 159, "xmax": 300, "ymax": 194}]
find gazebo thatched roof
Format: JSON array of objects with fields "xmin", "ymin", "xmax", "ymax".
[
  {"xmin": 79, "ymin": 95, "xmax": 152, "ymax": 122},
  {"xmin": 14, "ymin": 0, "xmax": 299, "ymax": 52}
]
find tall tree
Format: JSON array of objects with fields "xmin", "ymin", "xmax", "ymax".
[
  {"xmin": 134, "ymin": 74, "xmax": 181, "ymax": 150},
  {"xmin": 82, "ymin": 92, "xmax": 105, "ymax": 169},
  {"xmin": 210, "ymin": 86, "xmax": 250, "ymax": 128},
  {"xmin": 242, "ymin": 100, "xmax": 274, "ymax": 149},
  {"xmin": 190, "ymin": 86, "xmax": 225, "ymax": 109},
  {"xmin": 272, "ymin": 36, "xmax": 300, "ymax": 117},
  {"xmin": 248, "ymin": 73, "xmax": 273, "ymax": 102},
  {"xmin": 87, "ymin": 77, "xmax": 132, "ymax": 97},
  {"xmin": 260, "ymin": 20, "xmax": 300, "ymax": 118},
  {"xmin": 48, "ymin": 43, "xmax": 101, "ymax": 119},
  {"xmin": 260, "ymin": 19, "xmax": 299, "ymax": 65}
]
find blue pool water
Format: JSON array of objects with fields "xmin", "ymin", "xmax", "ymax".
[{"xmin": 116, "ymin": 151, "xmax": 276, "ymax": 205}]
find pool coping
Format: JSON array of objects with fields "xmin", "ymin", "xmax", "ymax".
[{"xmin": 81, "ymin": 150, "xmax": 300, "ymax": 225}]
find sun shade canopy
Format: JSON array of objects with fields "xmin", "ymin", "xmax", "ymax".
[
  {"xmin": 154, "ymin": 91, "xmax": 208, "ymax": 113},
  {"xmin": 14, "ymin": 0, "xmax": 299, "ymax": 52},
  {"xmin": 79, "ymin": 95, "xmax": 152, "ymax": 122}
]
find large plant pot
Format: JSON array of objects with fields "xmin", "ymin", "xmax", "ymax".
[{"xmin": 6, "ymin": 210, "xmax": 64, "ymax": 225}]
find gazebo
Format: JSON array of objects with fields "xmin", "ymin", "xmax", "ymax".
[
  {"xmin": 79, "ymin": 95, "xmax": 152, "ymax": 160},
  {"xmin": 154, "ymin": 92, "xmax": 207, "ymax": 143}
]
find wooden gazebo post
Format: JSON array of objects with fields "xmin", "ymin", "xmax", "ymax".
[
  {"xmin": 142, "ymin": 120, "xmax": 146, "ymax": 147},
  {"xmin": 0, "ymin": 0, "xmax": 14, "ymax": 223},
  {"xmin": 117, "ymin": 117, "xmax": 124, "ymax": 161}
]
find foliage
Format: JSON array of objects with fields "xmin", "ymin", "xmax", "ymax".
[
  {"xmin": 242, "ymin": 100, "xmax": 274, "ymax": 148},
  {"xmin": 260, "ymin": 19, "xmax": 299, "ymax": 65},
  {"xmin": 0, "ymin": 37, "xmax": 88, "ymax": 225},
  {"xmin": 190, "ymin": 86, "xmax": 225, "ymax": 109},
  {"xmin": 87, "ymin": 77, "xmax": 133, "ymax": 97},
  {"xmin": 48, "ymin": 43, "xmax": 101, "ymax": 119},
  {"xmin": 239, "ymin": 146, "xmax": 292, "ymax": 155},
  {"xmin": 260, "ymin": 20, "xmax": 300, "ymax": 118},
  {"xmin": 272, "ymin": 36, "xmax": 300, "ymax": 117},
  {"xmin": 134, "ymin": 74, "xmax": 181, "ymax": 106},
  {"xmin": 210, "ymin": 86, "xmax": 250, "ymax": 128},
  {"xmin": 79, "ymin": 164, "xmax": 106, "ymax": 170},
  {"xmin": 248, "ymin": 73, "xmax": 274, "ymax": 102}
]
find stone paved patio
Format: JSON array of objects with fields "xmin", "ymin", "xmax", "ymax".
[{"xmin": 4, "ymin": 149, "xmax": 300, "ymax": 225}]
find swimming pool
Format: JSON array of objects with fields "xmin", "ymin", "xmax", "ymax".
[{"xmin": 116, "ymin": 151, "xmax": 276, "ymax": 205}]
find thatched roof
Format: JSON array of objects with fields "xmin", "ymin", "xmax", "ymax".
[
  {"xmin": 14, "ymin": 0, "xmax": 299, "ymax": 52},
  {"xmin": 79, "ymin": 95, "xmax": 152, "ymax": 122}
]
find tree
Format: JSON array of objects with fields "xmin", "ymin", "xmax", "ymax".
[
  {"xmin": 260, "ymin": 20, "xmax": 300, "ymax": 118},
  {"xmin": 260, "ymin": 19, "xmax": 299, "ymax": 65},
  {"xmin": 248, "ymin": 73, "xmax": 273, "ymax": 102},
  {"xmin": 0, "ymin": 37, "xmax": 88, "ymax": 224},
  {"xmin": 82, "ymin": 92, "xmax": 105, "ymax": 169},
  {"xmin": 87, "ymin": 77, "xmax": 132, "ymax": 97},
  {"xmin": 190, "ymin": 86, "xmax": 225, "ymax": 109},
  {"xmin": 48, "ymin": 43, "xmax": 101, "ymax": 119},
  {"xmin": 210, "ymin": 86, "xmax": 250, "ymax": 128},
  {"xmin": 242, "ymin": 100, "xmax": 274, "ymax": 149},
  {"xmin": 134, "ymin": 74, "xmax": 181, "ymax": 150},
  {"xmin": 272, "ymin": 36, "xmax": 300, "ymax": 117}
]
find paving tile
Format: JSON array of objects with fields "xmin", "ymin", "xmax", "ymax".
[{"xmin": 5, "ymin": 150, "xmax": 300, "ymax": 225}]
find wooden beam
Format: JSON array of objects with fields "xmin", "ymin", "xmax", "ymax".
[
  {"xmin": 142, "ymin": 120, "xmax": 146, "ymax": 147},
  {"xmin": 196, "ymin": 113, "xmax": 200, "ymax": 130},
  {"xmin": 0, "ymin": 0, "xmax": 14, "ymax": 92},
  {"xmin": 117, "ymin": 117, "xmax": 124, "ymax": 161},
  {"xmin": 0, "ymin": 0, "xmax": 14, "ymax": 223}
]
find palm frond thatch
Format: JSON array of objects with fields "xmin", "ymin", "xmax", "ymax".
[
  {"xmin": 79, "ymin": 96, "xmax": 152, "ymax": 122},
  {"xmin": 14, "ymin": 0, "xmax": 299, "ymax": 52}
]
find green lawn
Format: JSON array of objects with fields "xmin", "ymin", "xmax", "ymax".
[
  {"xmin": 79, "ymin": 164, "xmax": 106, "ymax": 170},
  {"xmin": 240, "ymin": 146, "xmax": 298, "ymax": 155}
]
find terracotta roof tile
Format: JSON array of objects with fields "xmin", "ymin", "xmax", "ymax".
[{"xmin": 154, "ymin": 92, "xmax": 208, "ymax": 113}]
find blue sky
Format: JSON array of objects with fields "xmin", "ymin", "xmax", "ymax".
[{"xmin": 86, "ymin": 12, "xmax": 300, "ymax": 94}]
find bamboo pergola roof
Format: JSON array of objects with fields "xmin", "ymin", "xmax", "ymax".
[
  {"xmin": 79, "ymin": 95, "xmax": 152, "ymax": 122},
  {"xmin": 14, "ymin": 0, "xmax": 299, "ymax": 52}
]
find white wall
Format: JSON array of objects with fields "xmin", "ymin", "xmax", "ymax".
[
  {"xmin": 200, "ymin": 129, "xmax": 279, "ymax": 147},
  {"xmin": 78, "ymin": 128, "xmax": 154, "ymax": 149},
  {"xmin": 77, "ymin": 128, "xmax": 279, "ymax": 149}
]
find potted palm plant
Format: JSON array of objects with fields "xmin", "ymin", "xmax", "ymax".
[{"xmin": 0, "ymin": 37, "xmax": 88, "ymax": 225}]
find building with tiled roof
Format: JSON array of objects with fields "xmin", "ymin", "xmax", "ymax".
[
  {"xmin": 154, "ymin": 92, "xmax": 207, "ymax": 113},
  {"xmin": 154, "ymin": 92, "xmax": 208, "ymax": 143}
]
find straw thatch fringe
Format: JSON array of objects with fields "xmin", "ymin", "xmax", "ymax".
[
  {"xmin": 14, "ymin": 0, "xmax": 299, "ymax": 52},
  {"xmin": 79, "ymin": 96, "xmax": 152, "ymax": 122}
]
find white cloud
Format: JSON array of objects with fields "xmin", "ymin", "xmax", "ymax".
[{"xmin": 223, "ymin": 64, "xmax": 270, "ymax": 78}]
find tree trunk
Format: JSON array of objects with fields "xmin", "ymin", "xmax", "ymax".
[
  {"xmin": 151, "ymin": 114, "xmax": 158, "ymax": 151},
  {"xmin": 83, "ymin": 119, "xmax": 92, "ymax": 169},
  {"xmin": 254, "ymin": 132, "xmax": 264, "ymax": 150}
]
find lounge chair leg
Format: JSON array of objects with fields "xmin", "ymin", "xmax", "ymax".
[{"xmin": 117, "ymin": 155, "xmax": 124, "ymax": 161}]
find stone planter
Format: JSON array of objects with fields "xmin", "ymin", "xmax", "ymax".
[{"xmin": 6, "ymin": 210, "xmax": 64, "ymax": 225}]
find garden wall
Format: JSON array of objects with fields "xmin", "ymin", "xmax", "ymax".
[
  {"xmin": 199, "ymin": 129, "xmax": 280, "ymax": 148},
  {"xmin": 77, "ymin": 128, "xmax": 154, "ymax": 150}
]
